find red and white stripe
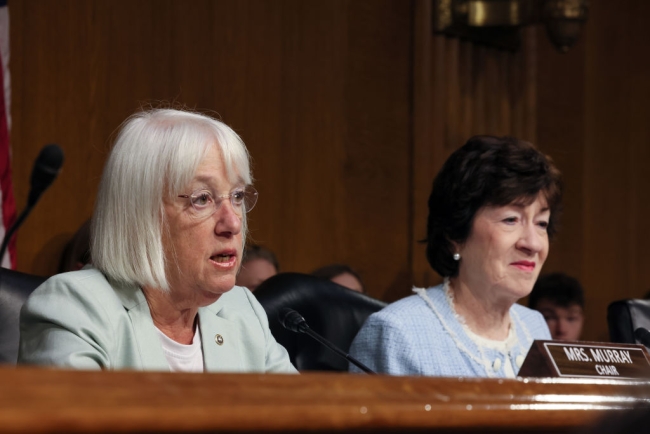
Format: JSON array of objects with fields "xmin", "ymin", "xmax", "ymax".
[{"xmin": 0, "ymin": 1, "xmax": 17, "ymax": 269}]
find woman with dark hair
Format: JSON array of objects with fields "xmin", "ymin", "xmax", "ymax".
[{"xmin": 350, "ymin": 136, "xmax": 562, "ymax": 377}]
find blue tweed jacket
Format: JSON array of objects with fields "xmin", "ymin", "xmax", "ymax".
[{"xmin": 349, "ymin": 284, "xmax": 551, "ymax": 377}]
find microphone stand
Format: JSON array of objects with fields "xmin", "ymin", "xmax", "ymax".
[
  {"xmin": 0, "ymin": 205, "xmax": 34, "ymax": 265},
  {"xmin": 280, "ymin": 308, "xmax": 376, "ymax": 374},
  {"xmin": 0, "ymin": 143, "xmax": 64, "ymax": 267},
  {"xmin": 300, "ymin": 326, "xmax": 376, "ymax": 374}
]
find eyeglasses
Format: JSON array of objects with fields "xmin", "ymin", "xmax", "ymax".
[{"xmin": 178, "ymin": 186, "xmax": 258, "ymax": 218}]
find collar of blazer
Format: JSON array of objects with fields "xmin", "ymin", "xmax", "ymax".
[{"xmin": 112, "ymin": 281, "xmax": 242, "ymax": 372}]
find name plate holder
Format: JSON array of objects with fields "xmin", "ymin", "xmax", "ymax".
[{"xmin": 518, "ymin": 340, "xmax": 650, "ymax": 379}]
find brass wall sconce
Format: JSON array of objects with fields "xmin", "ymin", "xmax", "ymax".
[{"xmin": 434, "ymin": 0, "xmax": 589, "ymax": 52}]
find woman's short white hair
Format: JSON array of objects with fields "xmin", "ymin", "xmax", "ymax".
[{"xmin": 91, "ymin": 108, "xmax": 252, "ymax": 290}]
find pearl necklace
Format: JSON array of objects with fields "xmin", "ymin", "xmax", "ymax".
[{"xmin": 413, "ymin": 278, "xmax": 533, "ymax": 377}]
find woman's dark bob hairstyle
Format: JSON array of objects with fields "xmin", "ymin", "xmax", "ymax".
[{"xmin": 425, "ymin": 135, "xmax": 562, "ymax": 278}]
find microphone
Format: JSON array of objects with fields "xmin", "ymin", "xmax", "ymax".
[
  {"xmin": 0, "ymin": 144, "xmax": 64, "ymax": 264},
  {"xmin": 280, "ymin": 308, "xmax": 310, "ymax": 333},
  {"xmin": 634, "ymin": 327, "xmax": 650, "ymax": 349},
  {"xmin": 279, "ymin": 307, "xmax": 376, "ymax": 374},
  {"xmin": 27, "ymin": 144, "xmax": 65, "ymax": 207}
]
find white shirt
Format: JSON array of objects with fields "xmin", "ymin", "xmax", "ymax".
[{"xmin": 155, "ymin": 326, "xmax": 205, "ymax": 373}]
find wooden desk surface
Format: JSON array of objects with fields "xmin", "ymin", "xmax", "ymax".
[{"xmin": 0, "ymin": 366, "xmax": 649, "ymax": 433}]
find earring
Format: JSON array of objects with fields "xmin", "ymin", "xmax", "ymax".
[{"xmin": 453, "ymin": 253, "xmax": 461, "ymax": 261}]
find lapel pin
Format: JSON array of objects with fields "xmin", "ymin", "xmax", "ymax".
[{"xmin": 215, "ymin": 334, "xmax": 224, "ymax": 345}]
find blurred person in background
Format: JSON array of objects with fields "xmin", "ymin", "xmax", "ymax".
[
  {"xmin": 59, "ymin": 219, "xmax": 91, "ymax": 272},
  {"xmin": 529, "ymin": 272, "xmax": 584, "ymax": 341},
  {"xmin": 236, "ymin": 244, "xmax": 279, "ymax": 291},
  {"xmin": 311, "ymin": 264, "xmax": 364, "ymax": 294}
]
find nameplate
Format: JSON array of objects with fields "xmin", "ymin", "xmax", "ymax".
[{"xmin": 518, "ymin": 340, "xmax": 650, "ymax": 379}]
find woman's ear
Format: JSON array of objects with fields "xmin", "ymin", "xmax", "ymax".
[{"xmin": 449, "ymin": 239, "xmax": 462, "ymax": 257}]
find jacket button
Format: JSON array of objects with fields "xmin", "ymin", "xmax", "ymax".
[
  {"xmin": 215, "ymin": 334, "xmax": 224, "ymax": 345},
  {"xmin": 493, "ymin": 358, "xmax": 502, "ymax": 371},
  {"xmin": 516, "ymin": 355, "xmax": 525, "ymax": 368}
]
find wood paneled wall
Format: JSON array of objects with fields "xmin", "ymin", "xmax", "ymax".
[
  {"xmin": 8, "ymin": 0, "xmax": 650, "ymax": 341},
  {"xmin": 536, "ymin": 0, "xmax": 650, "ymax": 341},
  {"xmin": 412, "ymin": 0, "xmax": 650, "ymax": 341},
  {"xmin": 9, "ymin": 0, "xmax": 412, "ymax": 300},
  {"xmin": 411, "ymin": 1, "xmax": 538, "ymax": 290}
]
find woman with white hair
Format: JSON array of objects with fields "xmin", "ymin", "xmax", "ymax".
[{"xmin": 19, "ymin": 109, "xmax": 296, "ymax": 373}]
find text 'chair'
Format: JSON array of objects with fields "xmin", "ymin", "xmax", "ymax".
[
  {"xmin": 0, "ymin": 268, "xmax": 46, "ymax": 364},
  {"xmin": 607, "ymin": 299, "xmax": 650, "ymax": 346},
  {"xmin": 254, "ymin": 272, "xmax": 386, "ymax": 372}
]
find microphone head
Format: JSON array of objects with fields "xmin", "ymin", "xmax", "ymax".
[
  {"xmin": 634, "ymin": 327, "xmax": 650, "ymax": 343},
  {"xmin": 279, "ymin": 307, "xmax": 309, "ymax": 333},
  {"xmin": 28, "ymin": 144, "xmax": 64, "ymax": 207}
]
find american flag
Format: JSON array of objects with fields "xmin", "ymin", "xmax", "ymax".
[{"xmin": 0, "ymin": 0, "xmax": 17, "ymax": 269}]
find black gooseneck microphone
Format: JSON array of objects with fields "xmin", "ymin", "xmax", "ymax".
[
  {"xmin": 634, "ymin": 327, "xmax": 650, "ymax": 349},
  {"xmin": 0, "ymin": 144, "xmax": 64, "ymax": 264},
  {"xmin": 279, "ymin": 307, "xmax": 376, "ymax": 374}
]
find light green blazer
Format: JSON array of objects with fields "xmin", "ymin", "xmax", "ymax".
[{"xmin": 18, "ymin": 267, "xmax": 297, "ymax": 373}]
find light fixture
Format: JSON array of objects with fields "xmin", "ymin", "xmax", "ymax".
[{"xmin": 433, "ymin": 0, "xmax": 589, "ymax": 52}]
